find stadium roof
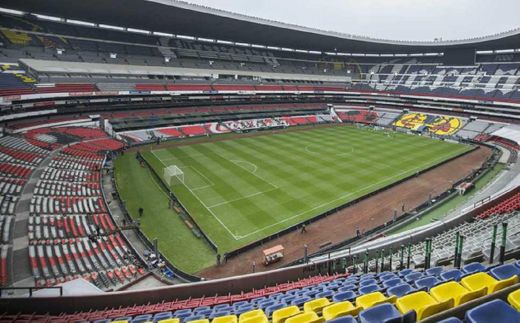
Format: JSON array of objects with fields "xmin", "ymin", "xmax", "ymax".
[{"xmin": 3, "ymin": 0, "xmax": 520, "ymax": 54}]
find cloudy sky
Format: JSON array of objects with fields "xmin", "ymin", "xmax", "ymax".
[{"xmin": 186, "ymin": 0, "xmax": 520, "ymax": 41}]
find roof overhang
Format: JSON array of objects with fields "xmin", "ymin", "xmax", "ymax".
[{"xmin": 2, "ymin": 0, "xmax": 520, "ymax": 54}]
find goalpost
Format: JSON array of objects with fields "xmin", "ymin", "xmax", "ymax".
[{"xmin": 164, "ymin": 165, "xmax": 184, "ymax": 186}]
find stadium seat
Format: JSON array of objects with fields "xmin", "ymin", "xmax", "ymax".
[
  {"xmin": 358, "ymin": 303, "xmax": 416, "ymax": 323},
  {"xmin": 462, "ymin": 262, "xmax": 487, "ymax": 274},
  {"xmin": 322, "ymin": 301, "xmax": 361, "ymax": 321},
  {"xmin": 414, "ymin": 276, "xmax": 441, "ymax": 291},
  {"xmin": 358, "ymin": 284, "xmax": 382, "ymax": 295},
  {"xmin": 212, "ymin": 315, "xmax": 237, "ymax": 323},
  {"xmin": 395, "ymin": 291, "xmax": 454, "ymax": 320},
  {"xmin": 355, "ymin": 292, "xmax": 397, "ymax": 309},
  {"xmin": 465, "ymin": 299, "xmax": 520, "ymax": 322},
  {"xmin": 187, "ymin": 320, "xmax": 209, "ymax": 323},
  {"xmin": 272, "ymin": 306, "xmax": 300, "ymax": 323},
  {"xmin": 461, "ymin": 272, "xmax": 519, "ymax": 294},
  {"xmin": 508, "ymin": 289, "xmax": 520, "ymax": 311},
  {"xmin": 325, "ymin": 316, "xmax": 357, "ymax": 323},
  {"xmin": 158, "ymin": 319, "xmax": 179, "ymax": 323},
  {"xmin": 430, "ymin": 281, "xmax": 486, "ymax": 306},
  {"xmin": 303, "ymin": 298, "xmax": 330, "ymax": 313},
  {"xmin": 386, "ymin": 283, "xmax": 416, "ymax": 298},
  {"xmin": 489, "ymin": 263, "xmax": 520, "ymax": 280},
  {"xmin": 440, "ymin": 269, "xmax": 464, "ymax": 282},
  {"xmin": 238, "ymin": 309, "xmax": 268, "ymax": 323},
  {"xmin": 425, "ymin": 267, "xmax": 444, "ymax": 277},
  {"xmin": 333, "ymin": 291, "xmax": 357, "ymax": 302},
  {"xmin": 284, "ymin": 311, "xmax": 319, "ymax": 323}
]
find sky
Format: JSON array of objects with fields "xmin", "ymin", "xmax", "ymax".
[{"xmin": 186, "ymin": 0, "xmax": 520, "ymax": 41}]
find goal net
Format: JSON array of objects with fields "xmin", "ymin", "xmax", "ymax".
[{"xmin": 164, "ymin": 165, "xmax": 184, "ymax": 186}]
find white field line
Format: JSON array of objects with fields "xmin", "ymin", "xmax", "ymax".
[
  {"xmin": 151, "ymin": 150, "xmax": 240, "ymax": 240},
  {"xmin": 228, "ymin": 159, "xmax": 279, "ymax": 189},
  {"xmin": 231, "ymin": 159, "xmax": 258, "ymax": 173},
  {"xmin": 208, "ymin": 187, "xmax": 279, "ymax": 209},
  {"xmin": 180, "ymin": 165, "xmax": 215, "ymax": 187},
  {"xmin": 236, "ymin": 152, "xmax": 459, "ymax": 240}
]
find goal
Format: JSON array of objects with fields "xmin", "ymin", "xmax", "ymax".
[{"xmin": 164, "ymin": 165, "xmax": 184, "ymax": 186}]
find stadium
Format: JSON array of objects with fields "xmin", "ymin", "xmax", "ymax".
[{"xmin": 0, "ymin": 0, "xmax": 519, "ymax": 321}]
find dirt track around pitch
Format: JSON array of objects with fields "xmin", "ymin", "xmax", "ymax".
[{"xmin": 197, "ymin": 145, "xmax": 492, "ymax": 279}]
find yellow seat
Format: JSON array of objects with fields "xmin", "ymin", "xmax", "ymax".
[
  {"xmin": 355, "ymin": 292, "xmax": 397, "ymax": 309},
  {"xmin": 322, "ymin": 301, "xmax": 362, "ymax": 321},
  {"xmin": 187, "ymin": 320, "xmax": 210, "ymax": 323},
  {"xmin": 508, "ymin": 289, "xmax": 520, "ymax": 311},
  {"xmin": 285, "ymin": 312, "xmax": 319, "ymax": 323},
  {"xmin": 461, "ymin": 272, "xmax": 519, "ymax": 295},
  {"xmin": 158, "ymin": 319, "xmax": 180, "ymax": 323},
  {"xmin": 239, "ymin": 309, "xmax": 268, "ymax": 323},
  {"xmin": 212, "ymin": 315, "xmax": 238, "ymax": 323},
  {"xmin": 303, "ymin": 298, "xmax": 331, "ymax": 313},
  {"xmin": 396, "ymin": 291, "xmax": 454, "ymax": 320},
  {"xmin": 430, "ymin": 281, "xmax": 486, "ymax": 306},
  {"xmin": 272, "ymin": 306, "xmax": 301, "ymax": 323}
]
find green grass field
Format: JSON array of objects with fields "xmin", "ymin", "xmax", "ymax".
[{"xmin": 129, "ymin": 126, "xmax": 472, "ymax": 265}]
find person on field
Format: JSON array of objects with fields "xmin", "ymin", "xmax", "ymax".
[
  {"xmin": 138, "ymin": 207, "xmax": 144, "ymax": 217},
  {"xmin": 301, "ymin": 223, "xmax": 307, "ymax": 233}
]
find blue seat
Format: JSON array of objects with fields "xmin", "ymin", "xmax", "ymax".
[
  {"xmin": 93, "ymin": 320, "xmax": 110, "ymax": 323},
  {"xmin": 257, "ymin": 300, "xmax": 276, "ymax": 310},
  {"xmin": 379, "ymin": 273, "xmax": 398, "ymax": 281},
  {"xmin": 114, "ymin": 317, "xmax": 132, "ymax": 322},
  {"xmin": 192, "ymin": 309, "xmax": 211, "ymax": 317},
  {"xmin": 437, "ymin": 318, "xmax": 462, "ymax": 323},
  {"xmin": 404, "ymin": 272, "xmax": 423, "ymax": 283},
  {"xmin": 360, "ymin": 273, "xmax": 375, "ymax": 280},
  {"xmin": 268, "ymin": 293, "xmax": 284, "ymax": 300},
  {"xmin": 386, "ymin": 283, "xmax": 415, "ymax": 298},
  {"xmin": 213, "ymin": 304, "xmax": 231, "ymax": 311},
  {"xmin": 231, "ymin": 302, "xmax": 248, "ymax": 309},
  {"xmin": 383, "ymin": 278, "xmax": 403, "ymax": 288},
  {"xmin": 194, "ymin": 306, "xmax": 211, "ymax": 313},
  {"xmin": 489, "ymin": 263, "xmax": 520, "ymax": 280},
  {"xmin": 316, "ymin": 290, "xmax": 334, "ymax": 298},
  {"xmin": 326, "ymin": 315, "xmax": 357, "ymax": 323},
  {"xmin": 440, "ymin": 268, "xmax": 464, "ymax": 282},
  {"xmin": 265, "ymin": 303, "xmax": 285, "ymax": 317},
  {"xmin": 174, "ymin": 309, "xmax": 192, "ymax": 318},
  {"xmin": 234, "ymin": 305, "xmax": 255, "ymax": 315},
  {"xmin": 209, "ymin": 310, "xmax": 231, "ymax": 319},
  {"xmin": 338, "ymin": 284, "xmax": 357, "ymax": 292},
  {"xmin": 280, "ymin": 295, "xmax": 297, "ymax": 304},
  {"xmin": 291, "ymin": 296, "xmax": 312, "ymax": 307},
  {"xmin": 426, "ymin": 266, "xmax": 444, "ymax": 277},
  {"xmin": 358, "ymin": 303, "xmax": 416, "ymax": 323},
  {"xmin": 414, "ymin": 276, "xmax": 441, "ymax": 291},
  {"xmin": 360, "ymin": 279, "xmax": 378, "ymax": 286},
  {"xmin": 153, "ymin": 312, "xmax": 172, "ymax": 322},
  {"xmin": 333, "ymin": 290, "xmax": 357, "ymax": 302},
  {"xmin": 132, "ymin": 315, "xmax": 149, "ymax": 323},
  {"xmin": 463, "ymin": 262, "xmax": 486, "ymax": 274},
  {"xmin": 398, "ymin": 269, "xmax": 414, "ymax": 277},
  {"xmin": 465, "ymin": 299, "xmax": 520, "ymax": 322},
  {"xmin": 302, "ymin": 290, "xmax": 320, "ymax": 298},
  {"xmin": 251, "ymin": 296, "xmax": 267, "ymax": 304},
  {"xmin": 358, "ymin": 284, "xmax": 382, "ymax": 295}
]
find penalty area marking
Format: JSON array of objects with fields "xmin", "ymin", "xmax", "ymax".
[{"xmin": 151, "ymin": 150, "xmax": 241, "ymax": 240}]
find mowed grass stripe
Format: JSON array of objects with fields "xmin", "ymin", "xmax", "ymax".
[{"xmin": 144, "ymin": 126, "xmax": 472, "ymax": 252}]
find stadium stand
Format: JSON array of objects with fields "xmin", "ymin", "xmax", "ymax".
[{"xmin": 0, "ymin": 0, "xmax": 519, "ymax": 321}]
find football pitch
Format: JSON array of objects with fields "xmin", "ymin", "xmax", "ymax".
[{"xmin": 139, "ymin": 126, "xmax": 472, "ymax": 256}]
